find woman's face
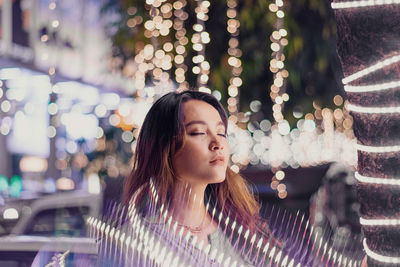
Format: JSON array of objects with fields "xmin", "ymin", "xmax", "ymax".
[{"xmin": 172, "ymin": 100, "xmax": 230, "ymax": 186}]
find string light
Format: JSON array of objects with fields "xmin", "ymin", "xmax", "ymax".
[
  {"xmin": 268, "ymin": 0, "xmax": 289, "ymax": 123},
  {"xmin": 355, "ymin": 172, "xmax": 400, "ymax": 186},
  {"xmin": 344, "ymin": 80, "xmax": 400, "ymax": 93},
  {"xmin": 135, "ymin": 0, "xmax": 176, "ymax": 97},
  {"xmin": 360, "ymin": 217, "xmax": 400, "ymax": 226},
  {"xmin": 332, "ymin": 0, "xmax": 400, "ymax": 9},
  {"xmin": 192, "ymin": 0, "xmax": 211, "ymax": 92},
  {"xmin": 226, "ymin": 0, "xmax": 242, "ymax": 118},
  {"xmin": 342, "ymin": 54, "xmax": 400, "ymax": 85},
  {"xmin": 347, "ymin": 103, "xmax": 400, "ymax": 114},
  {"xmin": 355, "ymin": 143, "xmax": 400, "ymax": 153},
  {"xmin": 266, "ymin": 0, "xmax": 290, "ymax": 198},
  {"xmin": 172, "ymin": 0, "xmax": 189, "ymax": 91},
  {"xmin": 363, "ymin": 238, "xmax": 400, "ymax": 264}
]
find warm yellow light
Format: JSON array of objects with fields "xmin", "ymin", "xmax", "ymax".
[
  {"xmin": 333, "ymin": 95, "xmax": 343, "ymax": 106},
  {"xmin": 163, "ymin": 42, "xmax": 173, "ymax": 52},
  {"xmin": 279, "ymin": 29, "xmax": 287, "ymax": 37},
  {"xmin": 173, "ymin": 1, "xmax": 183, "ymax": 9},
  {"xmin": 174, "ymin": 55, "xmax": 184, "ymax": 64},
  {"xmin": 56, "ymin": 177, "xmax": 75, "ymax": 191},
  {"xmin": 228, "ymin": 86, "xmax": 238, "ymax": 97},
  {"xmin": 269, "ymin": 3, "xmax": 278, "ymax": 12},
  {"xmin": 193, "ymin": 43, "xmax": 203, "ymax": 51},
  {"xmin": 144, "ymin": 20, "xmax": 155, "ymax": 30},
  {"xmin": 193, "ymin": 24, "xmax": 203, "ymax": 32},
  {"xmin": 277, "ymin": 183, "xmax": 286, "ymax": 192},
  {"xmin": 176, "ymin": 45, "xmax": 185, "ymax": 55},
  {"xmin": 192, "ymin": 66, "xmax": 201, "ymax": 74},
  {"xmin": 276, "ymin": 170, "xmax": 285, "ymax": 180},
  {"xmin": 271, "ymin": 43, "xmax": 280, "ymax": 52},
  {"xmin": 200, "ymin": 74, "xmax": 209, "ymax": 83},
  {"xmin": 20, "ymin": 156, "xmax": 48, "ymax": 173},
  {"xmin": 227, "ymin": 9, "xmax": 237, "ymax": 18},
  {"xmin": 155, "ymin": 49, "xmax": 165, "ymax": 59},
  {"xmin": 278, "ymin": 191, "xmax": 287, "ymax": 199},
  {"xmin": 232, "ymin": 77, "xmax": 242, "ymax": 87},
  {"xmin": 272, "ymin": 31, "xmax": 281, "ymax": 40}
]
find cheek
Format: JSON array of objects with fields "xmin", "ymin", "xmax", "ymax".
[{"xmin": 224, "ymin": 140, "xmax": 230, "ymax": 158}]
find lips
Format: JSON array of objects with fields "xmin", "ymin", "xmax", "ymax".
[{"xmin": 210, "ymin": 155, "xmax": 225, "ymax": 164}]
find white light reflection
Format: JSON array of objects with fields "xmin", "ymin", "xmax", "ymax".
[
  {"xmin": 101, "ymin": 93, "xmax": 121, "ymax": 109},
  {"xmin": 228, "ymin": 120, "xmax": 356, "ymax": 168},
  {"xmin": 61, "ymin": 113, "xmax": 99, "ymax": 140},
  {"xmin": 0, "ymin": 68, "xmax": 21, "ymax": 80},
  {"xmin": 54, "ymin": 82, "xmax": 100, "ymax": 106},
  {"xmin": 88, "ymin": 173, "xmax": 101, "ymax": 194}
]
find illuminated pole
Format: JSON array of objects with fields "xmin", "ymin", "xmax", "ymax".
[
  {"xmin": 332, "ymin": 1, "xmax": 400, "ymax": 266},
  {"xmin": 1, "ymin": 0, "xmax": 12, "ymax": 56}
]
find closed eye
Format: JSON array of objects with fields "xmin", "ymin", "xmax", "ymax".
[
  {"xmin": 189, "ymin": 132, "xmax": 205, "ymax": 136},
  {"xmin": 218, "ymin": 134, "xmax": 227, "ymax": 138}
]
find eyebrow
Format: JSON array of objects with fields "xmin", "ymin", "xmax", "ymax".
[{"xmin": 185, "ymin": 120, "xmax": 225, "ymax": 128}]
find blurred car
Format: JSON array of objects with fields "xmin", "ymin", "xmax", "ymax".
[
  {"xmin": 0, "ymin": 190, "xmax": 102, "ymax": 237},
  {"xmin": 0, "ymin": 235, "xmax": 97, "ymax": 266},
  {"xmin": 0, "ymin": 191, "xmax": 102, "ymax": 266}
]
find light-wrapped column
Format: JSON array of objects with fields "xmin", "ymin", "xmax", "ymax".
[{"xmin": 332, "ymin": 1, "xmax": 400, "ymax": 266}]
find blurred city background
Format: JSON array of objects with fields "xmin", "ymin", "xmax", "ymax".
[{"xmin": 0, "ymin": 0, "xmax": 361, "ymax": 265}]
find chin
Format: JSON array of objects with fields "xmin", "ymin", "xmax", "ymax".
[{"xmin": 209, "ymin": 175, "xmax": 226, "ymax": 184}]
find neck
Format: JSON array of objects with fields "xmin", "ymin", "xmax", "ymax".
[{"xmin": 169, "ymin": 181, "xmax": 208, "ymax": 228}]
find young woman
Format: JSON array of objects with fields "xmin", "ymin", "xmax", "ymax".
[{"xmin": 123, "ymin": 91, "xmax": 260, "ymax": 245}]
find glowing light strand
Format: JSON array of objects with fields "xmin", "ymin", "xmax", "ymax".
[
  {"xmin": 172, "ymin": 0, "xmax": 189, "ymax": 91},
  {"xmin": 363, "ymin": 238, "xmax": 400, "ymax": 264},
  {"xmin": 267, "ymin": 0, "xmax": 290, "ymax": 197},
  {"xmin": 344, "ymin": 79, "xmax": 400, "ymax": 93},
  {"xmin": 332, "ymin": 0, "xmax": 400, "ymax": 9},
  {"xmin": 342, "ymin": 54, "xmax": 400, "ymax": 85},
  {"xmin": 360, "ymin": 217, "xmax": 400, "ymax": 226},
  {"xmin": 355, "ymin": 172, "xmax": 400, "ymax": 186},
  {"xmin": 192, "ymin": 0, "xmax": 211, "ymax": 92},
  {"xmin": 268, "ymin": 0, "xmax": 289, "ymax": 123},
  {"xmin": 355, "ymin": 143, "xmax": 400, "ymax": 153},
  {"xmin": 226, "ymin": 0, "xmax": 243, "ymax": 118},
  {"xmin": 347, "ymin": 103, "xmax": 400, "ymax": 114},
  {"xmin": 331, "ymin": 0, "xmax": 400, "ymax": 9}
]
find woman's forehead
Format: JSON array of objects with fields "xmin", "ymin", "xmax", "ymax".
[{"xmin": 182, "ymin": 100, "xmax": 223, "ymax": 123}]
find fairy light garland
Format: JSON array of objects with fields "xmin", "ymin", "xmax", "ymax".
[
  {"xmin": 360, "ymin": 217, "xmax": 400, "ymax": 226},
  {"xmin": 355, "ymin": 172, "xmax": 400, "ymax": 186},
  {"xmin": 172, "ymin": 0, "xmax": 189, "ymax": 91},
  {"xmin": 149, "ymin": 0, "xmax": 174, "ymax": 91},
  {"xmin": 347, "ymin": 103, "xmax": 400, "ymax": 114},
  {"xmin": 342, "ymin": 54, "xmax": 400, "ymax": 85},
  {"xmin": 333, "ymin": 0, "xmax": 400, "ymax": 256},
  {"xmin": 363, "ymin": 238, "xmax": 400, "ymax": 264},
  {"xmin": 192, "ymin": 0, "xmax": 211, "ymax": 92},
  {"xmin": 135, "ymin": 0, "xmax": 174, "ymax": 98},
  {"xmin": 344, "ymin": 80, "xmax": 400, "ymax": 93},
  {"xmin": 226, "ymin": 0, "xmax": 242, "ymax": 120},
  {"xmin": 268, "ymin": 0, "xmax": 289, "ymax": 123},
  {"xmin": 356, "ymin": 143, "xmax": 400, "ymax": 153},
  {"xmin": 332, "ymin": 0, "xmax": 400, "ymax": 9},
  {"xmin": 267, "ymin": 0, "xmax": 290, "ymax": 198}
]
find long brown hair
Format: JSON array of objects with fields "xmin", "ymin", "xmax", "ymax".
[{"xmin": 123, "ymin": 91, "xmax": 260, "ymax": 229}]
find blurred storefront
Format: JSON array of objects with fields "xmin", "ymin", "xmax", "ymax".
[{"xmin": 0, "ymin": 0, "xmax": 146, "ymax": 203}]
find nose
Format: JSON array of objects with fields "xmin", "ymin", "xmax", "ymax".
[{"xmin": 209, "ymin": 134, "xmax": 223, "ymax": 151}]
